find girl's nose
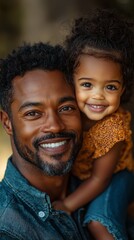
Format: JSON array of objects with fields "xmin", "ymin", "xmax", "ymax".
[{"xmin": 92, "ymin": 89, "xmax": 105, "ymax": 100}]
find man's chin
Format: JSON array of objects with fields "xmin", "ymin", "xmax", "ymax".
[
  {"xmin": 39, "ymin": 159, "xmax": 73, "ymax": 176},
  {"xmin": 36, "ymin": 145, "xmax": 78, "ymax": 176}
]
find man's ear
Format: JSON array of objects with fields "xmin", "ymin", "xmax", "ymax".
[{"xmin": 0, "ymin": 110, "xmax": 13, "ymax": 135}]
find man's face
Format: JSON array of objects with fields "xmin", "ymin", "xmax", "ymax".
[{"xmin": 9, "ymin": 69, "xmax": 82, "ymax": 176}]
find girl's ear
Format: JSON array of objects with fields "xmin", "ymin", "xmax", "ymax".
[
  {"xmin": 121, "ymin": 86, "xmax": 125, "ymax": 96},
  {"xmin": 0, "ymin": 110, "xmax": 13, "ymax": 135}
]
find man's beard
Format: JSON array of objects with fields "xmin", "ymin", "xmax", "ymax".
[{"xmin": 12, "ymin": 128, "xmax": 82, "ymax": 176}]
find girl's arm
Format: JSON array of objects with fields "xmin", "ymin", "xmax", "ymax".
[{"xmin": 53, "ymin": 141, "xmax": 124, "ymax": 213}]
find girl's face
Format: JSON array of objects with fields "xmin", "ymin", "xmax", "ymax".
[{"xmin": 74, "ymin": 54, "xmax": 125, "ymax": 121}]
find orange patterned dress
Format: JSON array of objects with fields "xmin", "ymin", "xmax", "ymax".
[{"xmin": 72, "ymin": 108, "xmax": 134, "ymax": 180}]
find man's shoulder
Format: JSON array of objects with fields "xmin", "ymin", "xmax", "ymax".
[
  {"xmin": 0, "ymin": 181, "xmax": 12, "ymax": 209},
  {"xmin": 0, "ymin": 181, "xmax": 30, "ymax": 240},
  {"xmin": 0, "ymin": 180, "xmax": 16, "ymax": 221},
  {"xmin": 0, "ymin": 182, "xmax": 18, "ymax": 238}
]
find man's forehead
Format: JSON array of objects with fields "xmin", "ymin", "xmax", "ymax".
[
  {"xmin": 11, "ymin": 69, "xmax": 75, "ymax": 108},
  {"xmin": 13, "ymin": 69, "xmax": 68, "ymax": 86},
  {"xmin": 17, "ymin": 96, "xmax": 76, "ymax": 112}
]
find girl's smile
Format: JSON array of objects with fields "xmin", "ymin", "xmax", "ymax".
[{"xmin": 74, "ymin": 55, "xmax": 125, "ymax": 121}]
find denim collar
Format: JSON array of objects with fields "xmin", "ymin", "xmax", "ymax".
[{"xmin": 3, "ymin": 157, "xmax": 51, "ymax": 221}]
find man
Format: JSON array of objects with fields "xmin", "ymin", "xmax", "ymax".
[{"xmin": 0, "ymin": 42, "xmax": 89, "ymax": 239}]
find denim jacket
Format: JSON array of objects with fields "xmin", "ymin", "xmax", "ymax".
[{"xmin": 0, "ymin": 158, "xmax": 89, "ymax": 240}]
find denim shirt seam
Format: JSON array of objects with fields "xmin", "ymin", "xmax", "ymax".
[{"xmin": 3, "ymin": 177, "xmax": 50, "ymax": 221}]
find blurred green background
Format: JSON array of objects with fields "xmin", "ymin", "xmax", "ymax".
[{"xmin": 0, "ymin": 0, "xmax": 134, "ymax": 180}]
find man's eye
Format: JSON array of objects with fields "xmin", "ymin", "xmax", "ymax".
[
  {"xmin": 25, "ymin": 111, "xmax": 41, "ymax": 119},
  {"xmin": 81, "ymin": 82, "xmax": 92, "ymax": 88},
  {"xmin": 60, "ymin": 106, "xmax": 75, "ymax": 112},
  {"xmin": 27, "ymin": 112, "xmax": 39, "ymax": 116},
  {"xmin": 106, "ymin": 85, "xmax": 118, "ymax": 91}
]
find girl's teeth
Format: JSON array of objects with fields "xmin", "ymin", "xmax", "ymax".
[{"xmin": 92, "ymin": 105, "xmax": 103, "ymax": 108}]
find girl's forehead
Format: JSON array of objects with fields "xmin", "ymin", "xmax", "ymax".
[{"xmin": 81, "ymin": 47, "xmax": 122, "ymax": 62}]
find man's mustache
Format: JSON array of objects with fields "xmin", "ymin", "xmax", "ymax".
[{"xmin": 33, "ymin": 131, "xmax": 76, "ymax": 148}]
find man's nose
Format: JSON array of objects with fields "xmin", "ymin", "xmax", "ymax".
[{"xmin": 41, "ymin": 111, "xmax": 65, "ymax": 133}]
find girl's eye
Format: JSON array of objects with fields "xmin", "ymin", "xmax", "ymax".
[
  {"xmin": 106, "ymin": 85, "xmax": 118, "ymax": 91},
  {"xmin": 81, "ymin": 82, "xmax": 92, "ymax": 88}
]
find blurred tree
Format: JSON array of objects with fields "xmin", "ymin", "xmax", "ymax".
[
  {"xmin": 41, "ymin": 0, "xmax": 134, "ymax": 22},
  {"xmin": 0, "ymin": 0, "xmax": 23, "ymax": 57},
  {"xmin": 75, "ymin": 0, "xmax": 134, "ymax": 17}
]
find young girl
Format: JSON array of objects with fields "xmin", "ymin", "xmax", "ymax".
[{"xmin": 53, "ymin": 9, "xmax": 134, "ymax": 240}]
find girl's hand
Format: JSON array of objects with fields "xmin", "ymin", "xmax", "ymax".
[{"xmin": 52, "ymin": 200, "xmax": 71, "ymax": 215}]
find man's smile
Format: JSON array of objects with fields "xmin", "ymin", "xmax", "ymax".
[{"xmin": 40, "ymin": 140, "xmax": 67, "ymax": 149}]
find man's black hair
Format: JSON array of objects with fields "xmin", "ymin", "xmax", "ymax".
[
  {"xmin": 65, "ymin": 8, "xmax": 134, "ymax": 103},
  {"xmin": 0, "ymin": 42, "xmax": 67, "ymax": 114}
]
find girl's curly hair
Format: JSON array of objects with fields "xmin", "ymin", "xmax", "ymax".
[{"xmin": 65, "ymin": 8, "xmax": 134, "ymax": 103}]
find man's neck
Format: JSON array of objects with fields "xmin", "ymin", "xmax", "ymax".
[
  {"xmin": 26, "ymin": 167, "xmax": 69, "ymax": 202},
  {"xmin": 12, "ymin": 156, "xmax": 70, "ymax": 202}
]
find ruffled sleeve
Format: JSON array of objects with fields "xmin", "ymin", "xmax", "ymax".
[{"xmin": 89, "ymin": 110, "xmax": 131, "ymax": 159}]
